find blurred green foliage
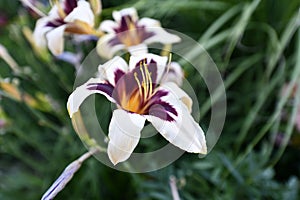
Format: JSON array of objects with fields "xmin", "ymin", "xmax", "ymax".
[{"xmin": 0, "ymin": 0, "xmax": 300, "ymax": 199}]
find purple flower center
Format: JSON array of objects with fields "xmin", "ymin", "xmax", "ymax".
[{"xmin": 88, "ymin": 59, "xmax": 178, "ymax": 121}]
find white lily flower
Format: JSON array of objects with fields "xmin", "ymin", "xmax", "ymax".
[
  {"xmin": 97, "ymin": 8, "xmax": 181, "ymax": 59},
  {"xmin": 33, "ymin": 0, "xmax": 100, "ymax": 55},
  {"xmin": 67, "ymin": 54, "xmax": 207, "ymax": 165}
]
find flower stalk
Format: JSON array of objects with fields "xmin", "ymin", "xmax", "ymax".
[{"xmin": 41, "ymin": 147, "xmax": 100, "ymax": 200}]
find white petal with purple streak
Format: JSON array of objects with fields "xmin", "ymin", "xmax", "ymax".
[
  {"xmin": 46, "ymin": 25, "xmax": 67, "ymax": 55},
  {"xmin": 161, "ymin": 82, "xmax": 192, "ymax": 113},
  {"xmin": 33, "ymin": 17, "xmax": 53, "ymax": 49},
  {"xmin": 146, "ymin": 83, "xmax": 206, "ymax": 154},
  {"xmin": 96, "ymin": 34, "xmax": 125, "ymax": 59},
  {"xmin": 67, "ymin": 78, "xmax": 115, "ymax": 118},
  {"xmin": 112, "ymin": 7, "xmax": 138, "ymax": 23},
  {"xmin": 97, "ymin": 56, "xmax": 128, "ymax": 86},
  {"xmin": 64, "ymin": 0, "xmax": 94, "ymax": 26},
  {"xmin": 99, "ymin": 20, "xmax": 119, "ymax": 33}
]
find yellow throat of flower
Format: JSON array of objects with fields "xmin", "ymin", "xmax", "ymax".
[{"xmin": 121, "ymin": 59, "xmax": 153, "ymax": 114}]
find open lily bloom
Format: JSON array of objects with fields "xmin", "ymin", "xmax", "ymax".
[
  {"xmin": 33, "ymin": 0, "xmax": 98, "ymax": 55},
  {"xmin": 67, "ymin": 54, "xmax": 207, "ymax": 165},
  {"xmin": 97, "ymin": 8, "xmax": 181, "ymax": 59}
]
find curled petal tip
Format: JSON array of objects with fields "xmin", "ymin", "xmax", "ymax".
[
  {"xmin": 68, "ymin": 109, "xmax": 73, "ymax": 118},
  {"xmin": 200, "ymin": 146, "xmax": 207, "ymax": 155},
  {"xmin": 109, "ymin": 156, "xmax": 119, "ymax": 166},
  {"xmin": 67, "ymin": 102, "xmax": 75, "ymax": 118}
]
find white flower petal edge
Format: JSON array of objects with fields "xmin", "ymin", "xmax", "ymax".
[
  {"xmin": 112, "ymin": 7, "xmax": 138, "ymax": 23},
  {"xmin": 96, "ymin": 34, "xmax": 125, "ymax": 59},
  {"xmin": 147, "ymin": 83, "xmax": 207, "ymax": 154},
  {"xmin": 33, "ymin": 17, "xmax": 53, "ymax": 49},
  {"xmin": 144, "ymin": 26, "xmax": 181, "ymax": 45},
  {"xmin": 64, "ymin": 0, "xmax": 95, "ymax": 26},
  {"xmin": 97, "ymin": 56, "xmax": 128, "ymax": 86},
  {"xmin": 129, "ymin": 53, "xmax": 168, "ymax": 82},
  {"xmin": 127, "ymin": 44, "xmax": 148, "ymax": 56},
  {"xmin": 138, "ymin": 17, "xmax": 160, "ymax": 28},
  {"xmin": 67, "ymin": 78, "xmax": 115, "ymax": 118},
  {"xmin": 108, "ymin": 109, "xmax": 146, "ymax": 165},
  {"xmin": 99, "ymin": 20, "xmax": 119, "ymax": 33},
  {"xmin": 46, "ymin": 25, "xmax": 67, "ymax": 55}
]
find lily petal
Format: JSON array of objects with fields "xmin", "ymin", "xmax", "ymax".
[
  {"xmin": 96, "ymin": 34, "xmax": 125, "ymax": 59},
  {"xmin": 97, "ymin": 56, "xmax": 128, "ymax": 86},
  {"xmin": 64, "ymin": 0, "xmax": 94, "ymax": 26},
  {"xmin": 99, "ymin": 20, "xmax": 119, "ymax": 33},
  {"xmin": 161, "ymin": 82, "xmax": 192, "ymax": 113},
  {"xmin": 129, "ymin": 53, "xmax": 168, "ymax": 83},
  {"xmin": 144, "ymin": 26, "xmax": 181, "ymax": 45},
  {"xmin": 147, "ymin": 84, "xmax": 206, "ymax": 154},
  {"xmin": 138, "ymin": 17, "xmax": 160, "ymax": 28},
  {"xmin": 46, "ymin": 25, "xmax": 67, "ymax": 55},
  {"xmin": 127, "ymin": 44, "xmax": 148, "ymax": 56},
  {"xmin": 33, "ymin": 17, "xmax": 53, "ymax": 49},
  {"xmin": 108, "ymin": 109, "xmax": 145, "ymax": 165},
  {"xmin": 161, "ymin": 62, "xmax": 184, "ymax": 87},
  {"xmin": 112, "ymin": 7, "xmax": 138, "ymax": 23},
  {"xmin": 67, "ymin": 78, "xmax": 115, "ymax": 118}
]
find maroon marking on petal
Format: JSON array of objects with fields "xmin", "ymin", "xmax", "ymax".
[
  {"xmin": 145, "ymin": 89, "xmax": 177, "ymax": 121},
  {"xmin": 64, "ymin": 0, "xmax": 78, "ymax": 15},
  {"xmin": 112, "ymin": 68, "xmax": 139, "ymax": 105},
  {"xmin": 147, "ymin": 90, "xmax": 168, "ymax": 104},
  {"xmin": 148, "ymin": 102, "xmax": 177, "ymax": 121},
  {"xmin": 114, "ymin": 69, "xmax": 125, "ymax": 85},
  {"xmin": 148, "ymin": 59, "xmax": 158, "ymax": 84},
  {"xmin": 113, "ymin": 15, "xmax": 134, "ymax": 33},
  {"xmin": 157, "ymin": 100, "xmax": 178, "ymax": 116},
  {"xmin": 46, "ymin": 18, "xmax": 65, "ymax": 28},
  {"xmin": 87, "ymin": 82, "xmax": 114, "ymax": 97}
]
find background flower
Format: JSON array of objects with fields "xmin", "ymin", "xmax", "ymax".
[
  {"xmin": 33, "ymin": 0, "xmax": 99, "ymax": 55},
  {"xmin": 97, "ymin": 7, "xmax": 181, "ymax": 59}
]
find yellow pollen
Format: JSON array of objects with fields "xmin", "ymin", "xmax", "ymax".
[{"xmin": 133, "ymin": 60, "xmax": 154, "ymax": 102}]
